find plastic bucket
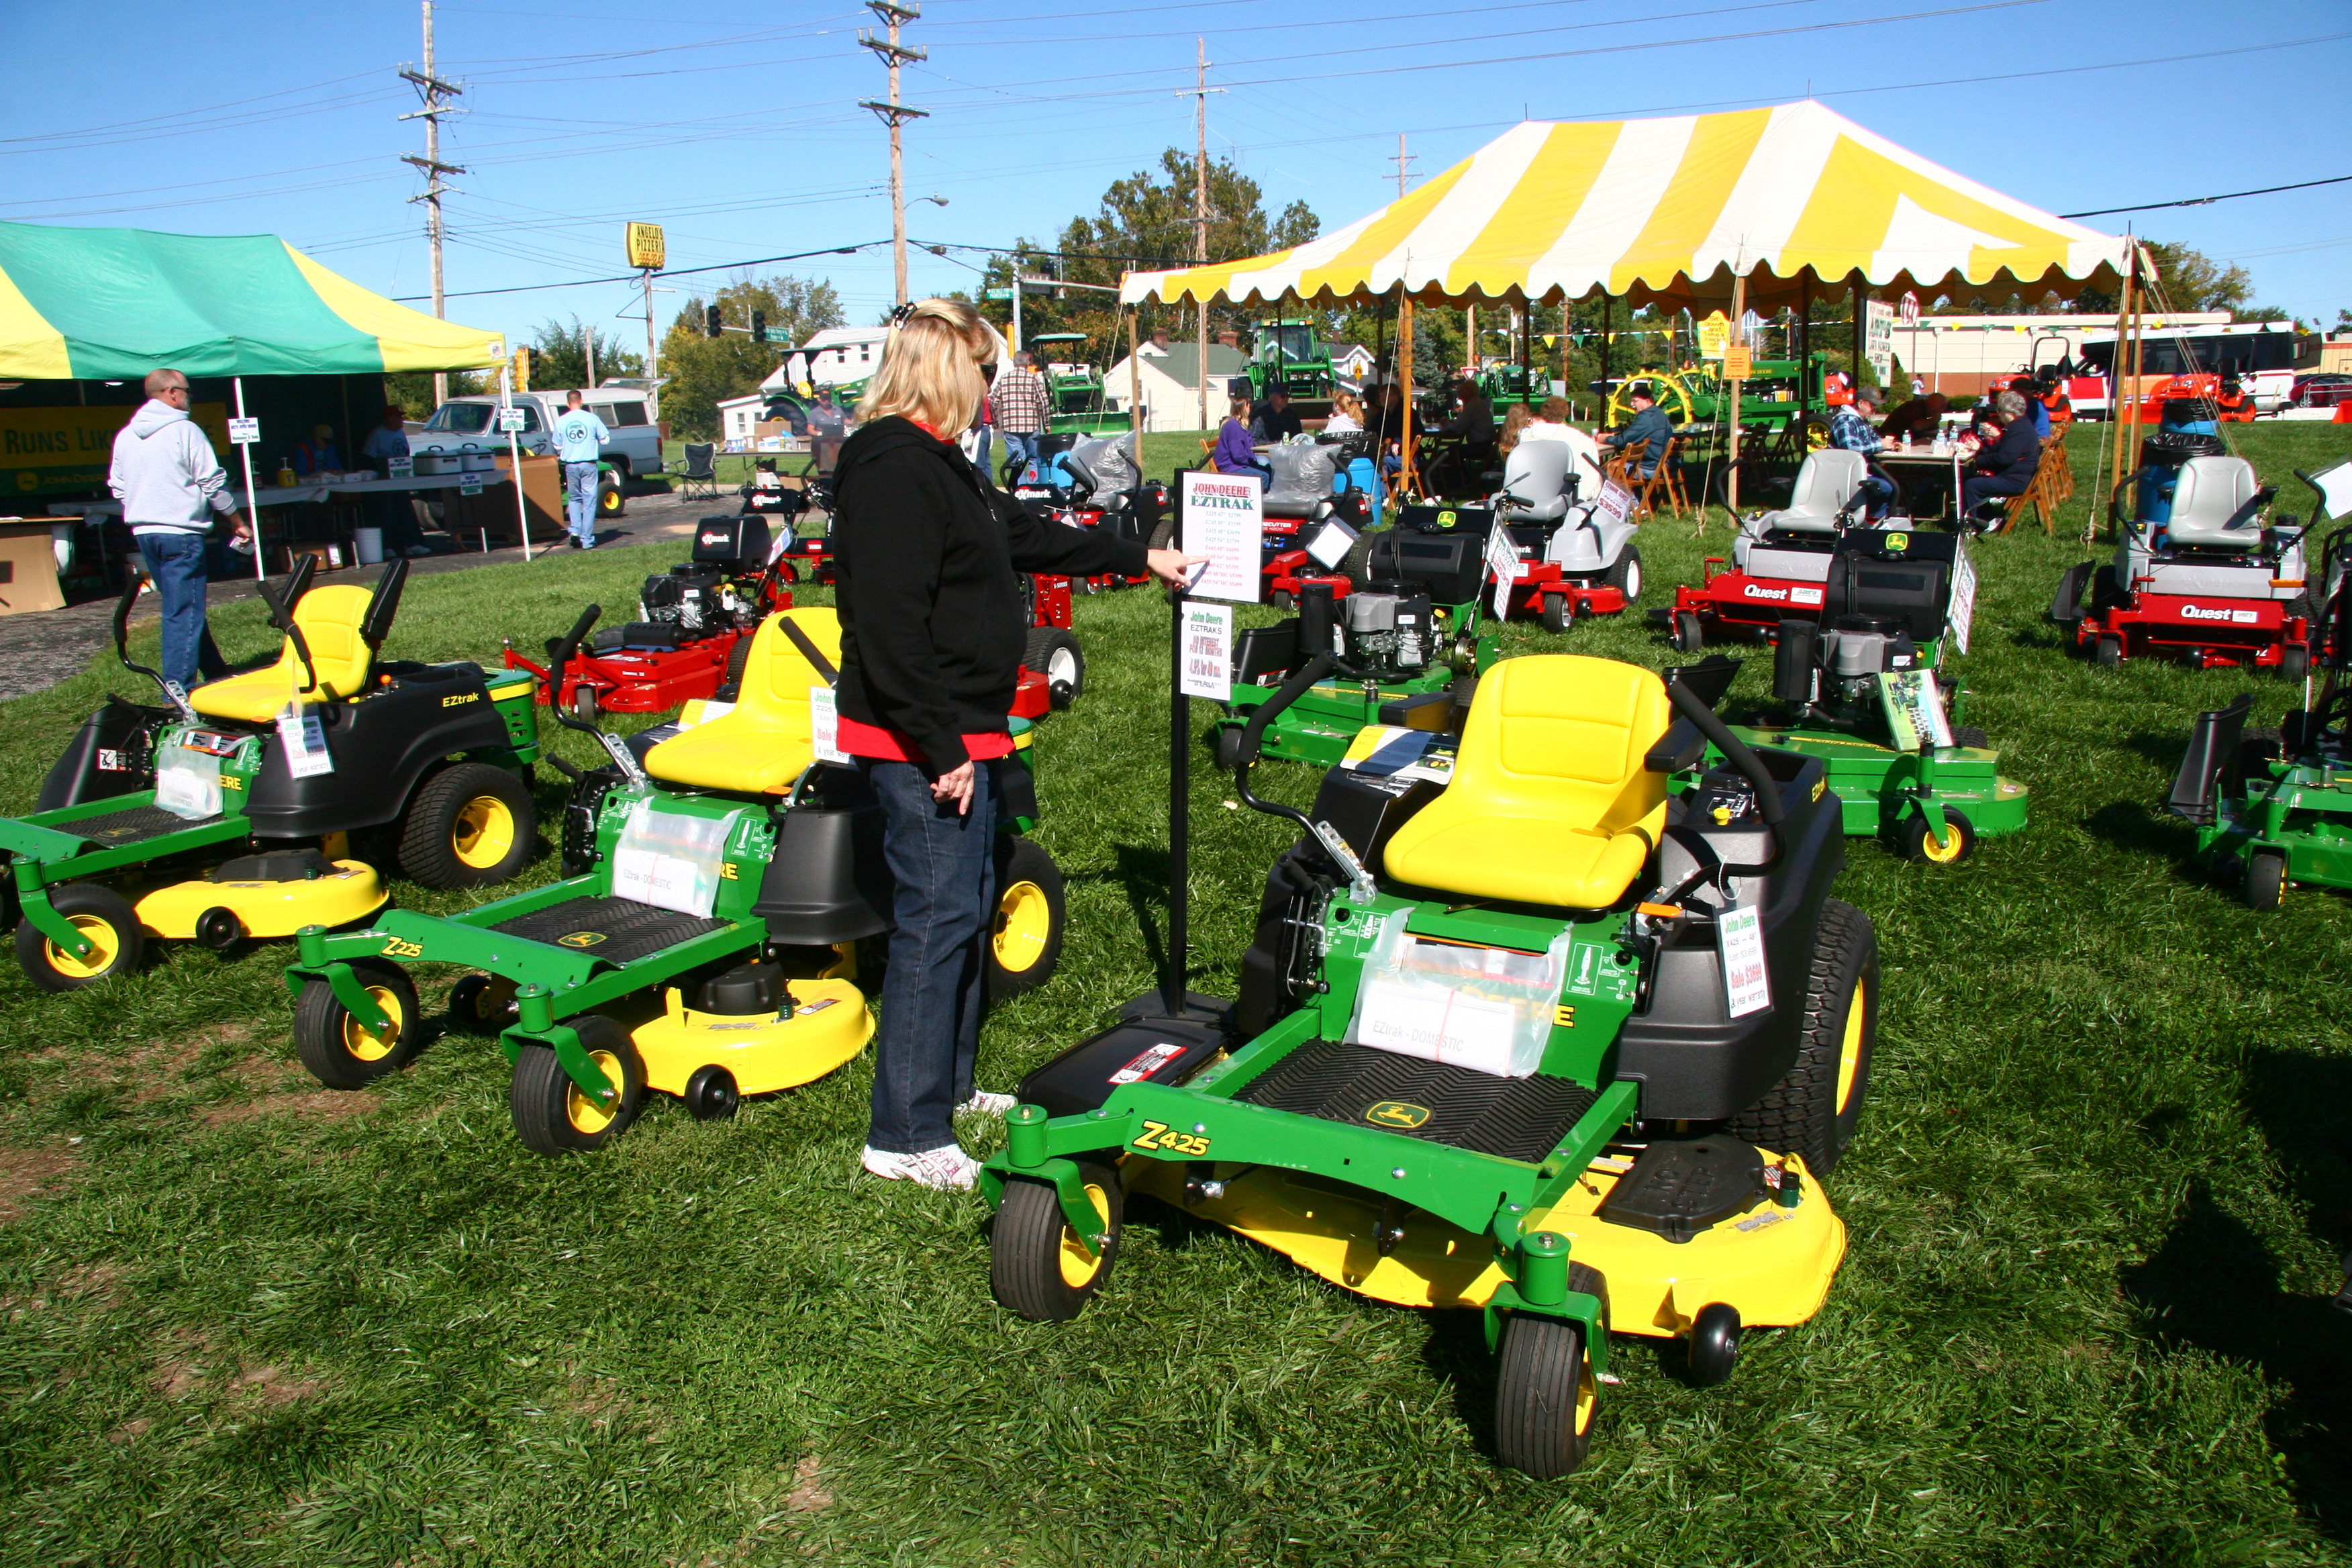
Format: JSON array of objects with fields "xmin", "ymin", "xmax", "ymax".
[{"xmin": 354, "ymin": 527, "xmax": 385, "ymax": 565}]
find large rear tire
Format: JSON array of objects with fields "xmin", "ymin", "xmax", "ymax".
[
  {"xmin": 1604, "ymin": 544, "xmax": 1643, "ymax": 603},
  {"xmin": 1493, "ymin": 1262, "xmax": 1608, "ymax": 1479},
  {"xmin": 398, "ymin": 763, "xmax": 538, "ymax": 890},
  {"xmin": 985, "ymin": 836, "xmax": 1067, "ymax": 1000},
  {"xmin": 989, "ymin": 1161, "xmax": 1122, "ymax": 1321},
  {"xmin": 1728, "ymin": 897, "xmax": 1876, "ymax": 1177}
]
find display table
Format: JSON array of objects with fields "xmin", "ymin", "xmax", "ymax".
[{"xmin": 1877, "ymin": 450, "xmax": 1964, "ymax": 523}]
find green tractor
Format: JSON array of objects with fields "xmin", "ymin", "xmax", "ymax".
[
  {"xmin": 1248, "ymin": 319, "xmax": 1336, "ymax": 418},
  {"xmin": 1026, "ymin": 332, "xmax": 1132, "ymax": 436},
  {"xmin": 985, "ymin": 650, "xmax": 1873, "ymax": 1479},
  {"xmin": 1607, "ymin": 351, "xmax": 1840, "ymax": 439}
]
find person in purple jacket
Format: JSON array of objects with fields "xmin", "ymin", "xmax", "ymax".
[{"xmin": 1211, "ymin": 395, "xmax": 1270, "ymax": 491}]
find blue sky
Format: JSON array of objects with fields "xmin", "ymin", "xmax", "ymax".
[{"xmin": 5, "ymin": 0, "xmax": 2347, "ymax": 350}]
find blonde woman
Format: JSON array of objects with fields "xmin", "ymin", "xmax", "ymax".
[
  {"xmin": 1323, "ymin": 391, "xmax": 1364, "ymax": 433},
  {"xmin": 1497, "ymin": 401, "xmax": 1532, "ymax": 455},
  {"xmin": 833, "ymin": 299, "xmax": 1199, "ymax": 1188}
]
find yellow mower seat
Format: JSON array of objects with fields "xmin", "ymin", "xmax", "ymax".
[
  {"xmin": 189, "ymin": 585, "xmax": 378, "ymax": 723},
  {"xmin": 1383, "ymin": 654, "xmax": 1670, "ymax": 909},
  {"xmin": 643, "ymin": 608, "xmax": 840, "ymax": 793}
]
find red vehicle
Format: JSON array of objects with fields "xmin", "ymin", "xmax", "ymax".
[
  {"xmin": 1014, "ymin": 573, "xmax": 1083, "ymax": 718},
  {"xmin": 505, "ymin": 515, "xmax": 791, "ymax": 720},
  {"xmin": 1665, "ymin": 450, "xmax": 1869, "ymax": 648},
  {"xmin": 1014, "ymin": 434, "xmax": 1167, "ymax": 593}
]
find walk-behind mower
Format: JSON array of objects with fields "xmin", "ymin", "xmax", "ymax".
[
  {"xmin": 985, "ymin": 648, "xmax": 1873, "ymax": 1479},
  {"xmin": 3, "ymin": 558, "xmax": 541, "ymax": 990},
  {"xmin": 1662, "ymin": 449, "xmax": 1883, "ymax": 650},
  {"xmin": 279, "ymin": 604, "xmax": 1070, "ymax": 1152},
  {"xmin": 504, "ymin": 514, "xmax": 793, "ymax": 722},
  {"xmin": 1210, "ymin": 528, "xmax": 1498, "ymax": 769},
  {"xmin": 2166, "ymin": 483, "xmax": 2352, "ymax": 908},
  {"xmin": 1475, "ymin": 428, "xmax": 1642, "ymax": 632},
  {"xmin": 2051, "ymin": 432, "xmax": 2312, "ymax": 676}
]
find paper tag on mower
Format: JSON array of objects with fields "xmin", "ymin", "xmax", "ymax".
[
  {"xmin": 154, "ymin": 742, "xmax": 223, "ymax": 820},
  {"xmin": 808, "ymin": 687, "xmax": 846, "ymax": 764},
  {"xmin": 275, "ymin": 707, "xmax": 334, "ymax": 779},
  {"xmin": 1720, "ymin": 902, "xmax": 1770, "ymax": 1018}
]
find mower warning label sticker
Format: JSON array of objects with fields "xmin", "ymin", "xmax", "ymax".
[
  {"xmin": 1108, "ymin": 1041, "xmax": 1187, "ymax": 1085},
  {"xmin": 1720, "ymin": 903, "xmax": 1771, "ymax": 1018},
  {"xmin": 1792, "ymin": 587, "xmax": 1824, "ymax": 606}
]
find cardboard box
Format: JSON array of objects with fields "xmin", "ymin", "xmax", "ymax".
[{"xmin": 0, "ymin": 521, "xmax": 67, "ymax": 616}]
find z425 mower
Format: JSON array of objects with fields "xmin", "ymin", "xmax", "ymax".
[
  {"xmin": 985, "ymin": 650, "xmax": 1875, "ymax": 1479},
  {"xmin": 279, "ymin": 603, "xmax": 1071, "ymax": 1153},
  {"xmin": 3, "ymin": 556, "xmax": 541, "ymax": 989}
]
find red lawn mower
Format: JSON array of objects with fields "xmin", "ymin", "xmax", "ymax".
[
  {"xmin": 1259, "ymin": 438, "xmax": 1377, "ymax": 608},
  {"xmin": 1662, "ymin": 450, "xmax": 1876, "ymax": 649},
  {"xmin": 1015, "ymin": 434, "xmax": 1169, "ymax": 593}
]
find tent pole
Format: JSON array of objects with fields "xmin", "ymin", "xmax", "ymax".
[
  {"xmin": 501, "ymin": 362, "xmax": 532, "ymax": 563},
  {"xmin": 232, "ymin": 377, "xmax": 265, "ymax": 582},
  {"xmin": 1600, "ymin": 295, "xmax": 1611, "ymax": 410},
  {"xmin": 2111, "ymin": 241, "xmax": 2142, "ymax": 542},
  {"xmin": 1128, "ymin": 299, "xmax": 1141, "ymax": 436},
  {"xmin": 1726, "ymin": 272, "xmax": 1747, "ymax": 516},
  {"xmin": 1518, "ymin": 294, "xmax": 1531, "ymax": 407},
  {"xmin": 1398, "ymin": 283, "xmax": 1418, "ymax": 499},
  {"xmin": 1851, "ymin": 275, "xmax": 1865, "ymax": 390}
]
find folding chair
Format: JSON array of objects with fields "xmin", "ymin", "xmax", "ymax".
[{"xmin": 677, "ymin": 442, "xmax": 721, "ymax": 502}]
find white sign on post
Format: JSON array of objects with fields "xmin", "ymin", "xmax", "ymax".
[
  {"xmin": 1865, "ymin": 299, "xmax": 1896, "ymax": 383},
  {"xmin": 1179, "ymin": 602, "xmax": 1232, "ymax": 700},
  {"xmin": 1947, "ymin": 548, "xmax": 1977, "ymax": 657},
  {"xmin": 1594, "ymin": 479, "xmax": 1634, "ymax": 532},
  {"xmin": 496, "ymin": 407, "xmax": 529, "ymax": 434},
  {"xmin": 1179, "ymin": 470, "xmax": 1261, "ymax": 603},
  {"xmin": 226, "ymin": 417, "xmax": 260, "ymax": 446},
  {"xmin": 1483, "ymin": 517, "xmax": 1520, "ymax": 620}
]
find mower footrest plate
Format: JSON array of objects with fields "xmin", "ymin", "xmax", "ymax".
[
  {"xmin": 56, "ymin": 803, "xmax": 226, "ymax": 846},
  {"xmin": 1234, "ymin": 1040, "xmax": 1596, "ymax": 1163},
  {"xmin": 488, "ymin": 895, "xmax": 730, "ymax": 966}
]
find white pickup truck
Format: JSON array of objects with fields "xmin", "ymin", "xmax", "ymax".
[{"xmin": 419, "ymin": 388, "xmax": 664, "ymax": 480}]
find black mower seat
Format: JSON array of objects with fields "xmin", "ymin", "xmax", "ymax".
[{"xmin": 1383, "ymin": 655, "xmax": 1670, "ymax": 910}]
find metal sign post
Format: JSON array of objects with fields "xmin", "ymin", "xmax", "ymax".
[
  {"xmin": 229, "ymin": 377, "xmax": 265, "ymax": 581},
  {"xmin": 499, "ymin": 360, "xmax": 532, "ymax": 562}
]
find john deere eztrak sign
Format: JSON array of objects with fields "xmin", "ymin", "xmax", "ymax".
[{"xmin": 3, "ymin": 403, "xmax": 231, "ymax": 498}]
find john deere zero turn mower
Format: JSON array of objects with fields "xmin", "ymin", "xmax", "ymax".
[
  {"xmin": 280, "ymin": 604, "xmax": 1069, "ymax": 1151},
  {"xmin": 2167, "ymin": 500, "xmax": 2352, "ymax": 908},
  {"xmin": 1211, "ymin": 524, "xmax": 1498, "ymax": 769},
  {"xmin": 1, "ymin": 557, "xmax": 540, "ymax": 990},
  {"xmin": 985, "ymin": 650, "xmax": 1873, "ymax": 1479}
]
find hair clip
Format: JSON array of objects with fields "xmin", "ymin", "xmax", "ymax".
[{"xmin": 887, "ymin": 301, "xmax": 917, "ymax": 326}]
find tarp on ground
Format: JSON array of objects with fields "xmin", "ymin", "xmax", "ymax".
[
  {"xmin": 1121, "ymin": 101, "xmax": 2132, "ymax": 313},
  {"xmin": 0, "ymin": 222, "xmax": 506, "ymax": 381}
]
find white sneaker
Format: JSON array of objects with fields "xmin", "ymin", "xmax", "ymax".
[
  {"xmin": 861, "ymin": 1144, "xmax": 981, "ymax": 1190},
  {"xmin": 957, "ymin": 1089, "xmax": 1017, "ymax": 1116}
]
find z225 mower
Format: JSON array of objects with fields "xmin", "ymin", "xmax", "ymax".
[
  {"xmin": 3, "ymin": 556, "xmax": 541, "ymax": 990},
  {"xmin": 1661, "ymin": 449, "xmax": 1885, "ymax": 650},
  {"xmin": 2051, "ymin": 432, "xmax": 2312, "ymax": 677},
  {"xmin": 2167, "ymin": 500, "xmax": 2352, "ymax": 908},
  {"xmin": 279, "ymin": 603, "xmax": 1071, "ymax": 1152},
  {"xmin": 1211, "ymin": 527, "xmax": 1498, "ymax": 770},
  {"xmin": 985, "ymin": 649, "xmax": 1875, "ymax": 1479}
]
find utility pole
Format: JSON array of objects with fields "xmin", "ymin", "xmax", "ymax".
[
  {"xmin": 399, "ymin": 1, "xmax": 464, "ymax": 406},
  {"xmin": 1393, "ymin": 134, "xmax": 1419, "ymax": 498},
  {"xmin": 859, "ymin": 2, "xmax": 927, "ymax": 309},
  {"xmin": 584, "ymin": 322, "xmax": 595, "ymax": 390},
  {"xmin": 1175, "ymin": 40, "xmax": 1223, "ymax": 430}
]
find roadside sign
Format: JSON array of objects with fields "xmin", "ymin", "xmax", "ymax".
[
  {"xmin": 226, "ymin": 417, "xmax": 260, "ymax": 445},
  {"xmin": 625, "ymin": 222, "xmax": 666, "ymax": 270}
]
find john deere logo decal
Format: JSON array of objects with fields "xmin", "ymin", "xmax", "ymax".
[
  {"xmin": 556, "ymin": 931, "xmax": 607, "ymax": 948},
  {"xmin": 1436, "ymin": 509, "xmax": 1458, "ymax": 528},
  {"xmin": 1884, "ymin": 532, "xmax": 1910, "ymax": 552},
  {"xmin": 1365, "ymin": 1100, "xmax": 1432, "ymax": 1130}
]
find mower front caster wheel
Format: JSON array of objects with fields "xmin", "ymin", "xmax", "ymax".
[
  {"xmin": 1493, "ymin": 1261, "xmax": 1608, "ymax": 1479},
  {"xmin": 293, "ymin": 960, "xmax": 423, "ymax": 1089},
  {"xmin": 447, "ymin": 973, "xmax": 518, "ymax": 1033},
  {"xmin": 1671, "ymin": 610, "xmax": 1704, "ymax": 653},
  {"xmin": 14, "ymin": 883, "xmax": 144, "ymax": 992},
  {"xmin": 1685, "ymin": 1302, "xmax": 1742, "ymax": 1386},
  {"xmin": 990, "ymin": 1161, "xmax": 1122, "ymax": 1321},
  {"xmin": 1900, "ymin": 807, "xmax": 1976, "ymax": 865},
  {"xmin": 1540, "ymin": 593, "xmax": 1575, "ymax": 634},
  {"xmin": 2094, "ymin": 635, "xmax": 2122, "ymax": 668},
  {"xmin": 683, "ymin": 1063, "xmax": 740, "ymax": 1122},
  {"xmin": 509, "ymin": 1016, "xmax": 644, "ymax": 1155},
  {"xmin": 2245, "ymin": 850, "xmax": 2286, "ymax": 912}
]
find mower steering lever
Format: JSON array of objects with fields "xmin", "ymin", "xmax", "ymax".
[
  {"xmin": 546, "ymin": 603, "xmax": 650, "ymax": 787},
  {"xmin": 110, "ymin": 569, "xmax": 198, "ymax": 724}
]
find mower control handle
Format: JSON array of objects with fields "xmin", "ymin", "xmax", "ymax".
[
  {"xmin": 546, "ymin": 605, "xmax": 603, "ymax": 736},
  {"xmin": 1236, "ymin": 653, "xmax": 1335, "ymax": 772},
  {"xmin": 1667, "ymin": 678, "xmax": 1785, "ymax": 830},
  {"xmin": 109, "ymin": 569, "xmax": 196, "ymax": 723}
]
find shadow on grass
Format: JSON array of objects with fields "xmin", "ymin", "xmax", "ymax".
[
  {"xmin": 2120, "ymin": 1177, "xmax": 2352, "ymax": 1542},
  {"xmin": 1112, "ymin": 843, "xmax": 1171, "ymax": 989},
  {"xmin": 2006, "ymin": 622, "xmax": 2075, "ymax": 654},
  {"xmin": 2079, "ymin": 799, "xmax": 2200, "ymax": 865},
  {"xmin": 2124, "ymin": 730, "xmax": 2195, "ymax": 776}
]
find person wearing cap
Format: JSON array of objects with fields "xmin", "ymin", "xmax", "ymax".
[
  {"xmin": 360, "ymin": 403, "xmax": 432, "ymax": 558},
  {"xmin": 1602, "ymin": 385, "xmax": 1671, "ymax": 480},
  {"xmin": 1828, "ymin": 386, "xmax": 1897, "ymax": 520}
]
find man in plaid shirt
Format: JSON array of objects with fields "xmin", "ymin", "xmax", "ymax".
[
  {"xmin": 992, "ymin": 350, "xmax": 1051, "ymax": 483},
  {"xmin": 1827, "ymin": 386, "xmax": 1896, "ymax": 520}
]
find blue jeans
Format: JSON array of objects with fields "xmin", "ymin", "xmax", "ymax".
[
  {"xmin": 862, "ymin": 756, "xmax": 1001, "ymax": 1154},
  {"xmin": 135, "ymin": 530, "xmax": 227, "ymax": 692},
  {"xmin": 563, "ymin": 461, "xmax": 599, "ymax": 544},
  {"xmin": 1000, "ymin": 430, "xmax": 1041, "ymax": 482}
]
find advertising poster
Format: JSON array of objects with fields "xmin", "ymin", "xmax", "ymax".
[
  {"xmin": 1179, "ymin": 602, "xmax": 1232, "ymax": 701},
  {"xmin": 1179, "ymin": 469, "xmax": 1262, "ymax": 603}
]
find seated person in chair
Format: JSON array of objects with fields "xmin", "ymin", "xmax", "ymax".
[
  {"xmin": 1959, "ymin": 401, "xmax": 2041, "ymax": 528},
  {"xmin": 1213, "ymin": 396, "xmax": 1272, "ymax": 491},
  {"xmin": 1826, "ymin": 387, "xmax": 1897, "ymax": 521},
  {"xmin": 1877, "ymin": 391, "xmax": 1947, "ymax": 446},
  {"xmin": 1602, "ymin": 385, "xmax": 1671, "ymax": 481},
  {"xmin": 1251, "ymin": 387, "xmax": 1305, "ymax": 442}
]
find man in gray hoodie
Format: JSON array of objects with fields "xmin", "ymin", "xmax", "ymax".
[{"xmin": 108, "ymin": 369, "xmax": 251, "ymax": 696}]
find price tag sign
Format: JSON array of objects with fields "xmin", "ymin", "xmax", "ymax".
[
  {"xmin": 1483, "ymin": 515, "xmax": 1521, "ymax": 620},
  {"xmin": 459, "ymin": 479, "xmax": 483, "ymax": 497},
  {"xmin": 1594, "ymin": 479, "xmax": 1634, "ymax": 531},
  {"xmin": 1178, "ymin": 470, "xmax": 1261, "ymax": 603},
  {"xmin": 496, "ymin": 407, "xmax": 528, "ymax": 434},
  {"xmin": 1179, "ymin": 601, "xmax": 1232, "ymax": 701},
  {"xmin": 1722, "ymin": 346, "xmax": 1753, "ymax": 380},
  {"xmin": 1304, "ymin": 516, "xmax": 1357, "ymax": 571},
  {"xmin": 1720, "ymin": 903, "xmax": 1770, "ymax": 1018},
  {"xmin": 809, "ymin": 687, "xmax": 847, "ymax": 764},
  {"xmin": 227, "ymin": 417, "xmax": 260, "ymax": 446},
  {"xmin": 276, "ymin": 706, "xmax": 334, "ymax": 779},
  {"xmin": 1947, "ymin": 548, "xmax": 1977, "ymax": 657},
  {"xmin": 387, "ymin": 456, "xmax": 414, "ymax": 479}
]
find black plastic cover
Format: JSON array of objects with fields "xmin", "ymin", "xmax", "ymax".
[
  {"xmin": 1233, "ymin": 621, "xmax": 1302, "ymax": 686},
  {"xmin": 752, "ymin": 801, "xmax": 893, "ymax": 944},
  {"xmin": 1773, "ymin": 618, "xmax": 1819, "ymax": 703},
  {"xmin": 695, "ymin": 959, "xmax": 781, "ymax": 1016},
  {"xmin": 1365, "ymin": 531, "xmax": 1486, "ymax": 605},
  {"xmin": 242, "ymin": 669, "xmax": 514, "ymax": 837},
  {"xmin": 1594, "ymin": 1136, "xmax": 1766, "ymax": 1243},
  {"xmin": 1309, "ymin": 765, "xmax": 1440, "ymax": 866},
  {"xmin": 37, "ymin": 696, "xmax": 165, "ymax": 812},
  {"xmin": 692, "ymin": 513, "xmax": 771, "ymax": 565},
  {"xmin": 2167, "ymin": 694, "xmax": 2250, "ymax": 824},
  {"xmin": 1016, "ymin": 1016, "xmax": 1226, "ymax": 1118}
]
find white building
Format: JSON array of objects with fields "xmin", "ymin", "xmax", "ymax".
[
  {"xmin": 1102, "ymin": 342, "xmax": 1251, "ymax": 432},
  {"xmin": 717, "ymin": 393, "xmax": 769, "ymax": 447},
  {"xmin": 761, "ymin": 326, "xmax": 891, "ymax": 395},
  {"xmin": 1887, "ymin": 311, "xmax": 2231, "ymax": 398}
]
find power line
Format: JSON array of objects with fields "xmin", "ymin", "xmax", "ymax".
[
  {"xmin": 389, "ymin": 239, "xmax": 893, "ymax": 301},
  {"xmin": 2063, "ymin": 173, "xmax": 2352, "ymax": 220}
]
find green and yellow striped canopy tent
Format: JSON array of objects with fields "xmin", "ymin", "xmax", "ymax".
[
  {"xmin": 1120, "ymin": 100, "xmax": 2133, "ymax": 311},
  {"xmin": 0, "ymin": 222, "xmax": 504, "ymax": 379}
]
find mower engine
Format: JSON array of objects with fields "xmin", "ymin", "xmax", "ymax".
[
  {"xmin": 1775, "ymin": 614, "xmax": 1922, "ymax": 730},
  {"xmin": 639, "ymin": 565, "xmax": 734, "ymax": 636},
  {"xmin": 1298, "ymin": 579, "xmax": 1438, "ymax": 683}
]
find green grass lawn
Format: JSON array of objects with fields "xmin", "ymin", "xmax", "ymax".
[{"xmin": 3, "ymin": 421, "xmax": 2350, "ymax": 1565}]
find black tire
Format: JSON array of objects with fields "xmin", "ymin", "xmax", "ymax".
[
  {"xmin": 1147, "ymin": 517, "xmax": 1175, "ymax": 551},
  {"xmin": 1728, "ymin": 897, "xmax": 1877, "ymax": 1177},
  {"xmin": 2095, "ymin": 634, "xmax": 2122, "ymax": 668},
  {"xmin": 718, "ymin": 632, "xmax": 753, "ymax": 702},
  {"xmin": 1685, "ymin": 1302, "xmax": 1742, "ymax": 1387},
  {"xmin": 597, "ymin": 476, "xmax": 625, "ymax": 518},
  {"xmin": 683, "ymin": 1064, "xmax": 740, "ymax": 1122},
  {"xmin": 397, "ymin": 763, "xmax": 538, "ymax": 890},
  {"xmin": 569, "ymin": 683, "xmax": 600, "ymax": 723},
  {"xmin": 1270, "ymin": 588, "xmax": 1295, "ymax": 612},
  {"xmin": 1604, "ymin": 544, "xmax": 1643, "ymax": 603},
  {"xmin": 1024, "ymin": 626, "xmax": 1084, "ymax": 711},
  {"xmin": 2280, "ymin": 644, "xmax": 2310, "ymax": 683},
  {"xmin": 1673, "ymin": 610, "xmax": 1704, "ymax": 653},
  {"xmin": 1948, "ymin": 726, "xmax": 1990, "ymax": 750},
  {"xmin": 1900, "ymin": 806, "xmax": 1977, "ymax": 866},
  {"xmin": 447, "ymin": 973, "xmax": 518, "ymax": 1034},
  {"xmin": 2233, "ymin": 726, "xmax": 2282, "ymax": 793},
  {"xmin": 509, "ymin": 1016, "xmax": 645, "ymax": 1155},
  {"xmin": 985, "ymin": 836, "xmax": 1067, "ymax": 1000},
  {"xmin": 1540, "ymin": 593, "xmax": 1573, "ymax": 634},
  {"xmin": 1493, "ymin": 1262, "xmax": 1608, "ymax": 1479},
  {"xmin": 2246, "ymin": 850, "xmax": 2286, "ymax": 912},
  {"xmin": 989, "ymin": 1161, "xmax": 1122, "ymax": 1321},
  {"xmin": 293, "ymin": 960, "xmax": 422, "ymax": 1089},
  {"xmin": 14, "ymin": 882, "xmax": 143, "ymax": 992},
  {"xmin": 1338, "ymin": 528, "xmax": 1378, "ymax": 589}
]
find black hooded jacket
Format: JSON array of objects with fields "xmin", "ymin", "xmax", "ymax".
[{"xmin": 831, "ymin": 415, "xmax": 1150, "ymax": 775}]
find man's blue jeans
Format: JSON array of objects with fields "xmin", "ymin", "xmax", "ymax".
[
  {"xmin": 861, "ymin": 756, "xmax": 1001, "ymax": 1155},
  {"xmin": 136, "ymin": 530, "xmax": 227, "ymax": 692},
  {"xmin": 562, "ymin": 461, "xmax": 599, "ymax": 544},
  {"xmin": 1000, "ymin": 430, "xmax": 1040, "ymax": 483}
]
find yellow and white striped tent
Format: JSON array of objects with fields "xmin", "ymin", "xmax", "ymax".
[{"xmin": 1121, "ymin": 101, "xmax": 2130, "ymax": 311}]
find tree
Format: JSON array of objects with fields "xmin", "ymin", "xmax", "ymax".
[
  {"xmin": 2142, "ymin": 240, "xmax": 2255, "ymax": 315},
  {"xmin": 383, "ymin": 369, "xmax": 483, "ymax": 421},
  {"xmin": 657, "ymin": 275, "xmax": 844, "ymax": 440},
  {"xmin": 975, "ymin": 150, "xmax": 1317, "ymax": 364},
  {"xmin": 526, "ymin": 315, "xmax": 644, "ymax": 391}
]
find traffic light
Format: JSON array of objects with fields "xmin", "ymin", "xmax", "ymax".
[
  {"xmin": 750, "ymin": 309, "xmax": 767, "ymax": 345},
  {"xmin": 705, "ymin": 304, "xmax": 723, "ymax": 338},
  {"xmin": 528, "ymin": 348, "xmax": 548, "ymax": 388},
  {"xmin": 511, "ymin": 345, "xmax": 530, "ymax": 392}
]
